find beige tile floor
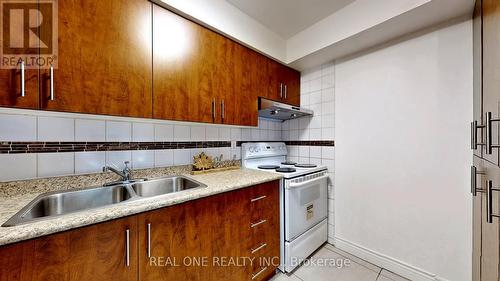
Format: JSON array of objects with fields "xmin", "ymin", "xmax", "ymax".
[{"xmin": 270, "ymin": 244, "xmax": 410, "ymax": 281}]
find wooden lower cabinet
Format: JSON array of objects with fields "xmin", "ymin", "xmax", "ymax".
[
  {"xmin": 0, "ymin": 180, "xmax": 280, "ymax": 281},
  {"xmin": 138, "ymin": 180, "xmax": 280, "ymax": 281},
  {"xmin": 0, "ymin": 215, "xmax": 137, "ymax": 281}
]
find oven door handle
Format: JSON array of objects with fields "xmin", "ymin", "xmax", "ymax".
[{"xmin": 287, "ymin": 175, "xmax": 329, "ymax": 189}]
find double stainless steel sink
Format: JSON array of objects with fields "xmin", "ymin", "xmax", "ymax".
[{"xmin": 2, "ymin": 176, "xmax": 207, "ymax": 227}]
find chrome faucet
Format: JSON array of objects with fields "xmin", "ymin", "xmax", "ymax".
[{"xmin": 103, "ymin": 161, "xmax": 132, "ymax": 181}]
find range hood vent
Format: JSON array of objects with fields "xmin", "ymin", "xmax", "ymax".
[{"xmin": 258, "ymin": 98, "xmax": 313, "ymax": 121}]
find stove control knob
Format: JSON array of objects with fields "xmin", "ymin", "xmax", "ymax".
[{"xmin": 249, "ymin": 147, "xmax": 255, "ymax": 153}]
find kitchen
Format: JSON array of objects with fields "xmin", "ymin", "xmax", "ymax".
[{"xmin": 0, "ymin": 0, "xmax": 491, "ymax": 281}]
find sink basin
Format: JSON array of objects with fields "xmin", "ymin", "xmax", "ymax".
[
  {"xmin": 131, "ymin": 176, "xmax": 207, "ymax": 197},
  {"xmin": 2, "ymin": 175, "xmax": 207, "ymax": 227},
  {"xmin": 2, "ymin": 185, "xmax": 134, "ymax": 226}
]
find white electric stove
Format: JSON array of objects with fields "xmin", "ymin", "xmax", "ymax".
[{"xmin": 242, "ymin": 142, "xmax": 329, "ymax": 273}]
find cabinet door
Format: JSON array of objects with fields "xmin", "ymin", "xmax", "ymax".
[
  {"xmin": 0, "ymin": 68, "xmax": 39, "ymax": 109},
  {"xmin": 482, "ymin": 160, "xmax": 500, "ymax": 281},
  {"xmin": 482, "ymin": 0, "xmax": 500, "ymax": 165},
  {"xmin": 153, "ymin": 5, "xmax": 217, "ymax": 123},
  {"xmin": 231, "ymin": 44, "xmax": 259, "ymax": 126},
  {"xmin": 40, "ymin": 0, "xmax": 152, "ymax": 118},
  {"xmin": 283, "ymin": 67, "xmax": 301, "ymax": 107},
  {"xmin": 0, "ymin": 216, "xmax": 138, "ymax": 281},
  {"xmin": 266, "ymin": 60, "xmax": 284, "ymax": 102},
  {"xmin": 473, "ymin": 0, "xmax": 483, "ymax": 158},
  {"xmin": 473, "ymin": 156, "xmax": 484, "ymax": 281}
]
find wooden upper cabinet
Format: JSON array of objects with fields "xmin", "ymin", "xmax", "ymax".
[
  {"xmin": 0, "ymin": 216, "xmax": 138, "ymax": 281},
  {"xmin": 40, "ymin": 0, "xmax": 153, "ymax": 118},
  {"xmin": 263, "ymin": 60, "xmax": 300, "ymax": 106}
]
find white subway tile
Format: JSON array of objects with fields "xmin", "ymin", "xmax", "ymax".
[
  {"xmin": 322, "ymin": 73, "xmax": 335, "ymax": 88},
  {"xmin": 288, "ymin": 146, "xmax": 299, "ymax": 157},
  {"xmin": 322, "ymin": 62, "xmax": 335, "ymax": 75},
  {"xmin": 219, "ymin": 127, "xmax": 230, "ymax": 140},
  {"xmin": 310, "ymin": 116, "xmax": 322, "ymax": 129},
  {"xmin": 310, "ymin": 78, "xmax": 321, "ymax": 92},
  {"xmin": 190, "ymin": 126, "xmax": 206, "ymax": 141},
  {"xmin": 310, "ymin": 146, "xmax": 321, "ymax": 158},
  {"xmin": 154, "ymin": 150, "xmax": 173, "ymax": 167},
  {"xmin": 299, "ymin": 146, "xmax": 310, "ymax": 158},
  {"xmin": 289, "ymin": 130, "xmax": 299, "ymax": 140},
  {"xmin": 132, "ymin": 123, "xmax": 154, "ymax": 142},
  {"xmin": 300, "ymin": 81, "xmax": 310, "ymax": 94},
  {"xmin": 219, "ymin": 147, "xmax": 231, "ymax": 160},
  {"xmin": 205, "ymin": 126, "xmax": 219, "ymax": 141},
  {"xmin": 288, "ymin": 156, "xmax": 299, "ymax": 163},
  {"xmin": 0, "ymin": 154, "xmax": 37, "ymax": 181},
  {"xmin": 260, "ymin": 130, "xmax": 269, "ymax": 140},
  {"xmin": 300, "ymin": 94, "xmax": 310, "ymax": 106},
  {"xmin": 231, "ymin": 148, "xmax": 241, "ymax": 160},
  {"xmin": 271, "ymin": 130, "xmax": 281, "ymax": 141},
  {"xmin": 281, "ymin": 120, "xmax": 290, "ymax": 131},
  {"xmin": 75, "ymin": 151, "xmax": 105, "ymax": 174},
  {"xmin": 309, "ymin": 91, "xmax": 322, "ymax": 105},
  {"xmin": 75, "ymin": 119, "xmax": 105, "ymax": 142},
  {"xmin": 106, "ymin": 121, "xmax": 132, "ymax": 142},
  {"xmin": 321, "ymin": 88, "xmax": 335, "ymax": 102},
  {"xmin": 282, "ymin": 130, "xmax": 290, "ymax": 141},
  {"xmin": 322, "ymin": 114, "xmax": 335, "ymax": 128},
  {"xmin": 38, "ymin": 116, "xmax": 74, "ymax": 141},
  {"xmin": 132, "ymin": 150, "xmax": 154, "ymax": 169},
  {"xmin": 241, "ymin": 128, "xmax": 252, "ymax": 140},
  {"xmin": 204, "ymin": 148, "xmax": 220, "ymax": 159},
  {"xmin": 0, "ymin": 114, "xmax": 37, "ymax": 141},
  {"xmin": 309, "ymin": 103, "xmax": 322, "ymax": 116},
  {"xmin": 289, "ymin": 119, "xmax": 299, "ymax": 130},
  {"xmin": 230, "ymin": 128, "xmax": 241, "ymax": 141},
  {"xmin": 299, "ymin": 117, "xmax": 311, "ymax": 130},
  {"xmin": 309, "ymin": 128, "xmax": 321, "ymax": 140},
  {"xmin": 174, "ymin": 125, "xmax": 190, "ymax": 141},
  {"xmin": 299, "ymin": 129, "xmax": 309, "ymax": 141},
  {"xmin": 154, "ymin": 124, "xmax": 173, "ymax": 141},
  {"xmin": 258, "ymin": 119, "xmax": 269, "ymax": 130},
  {"xmin": 322, "ymin": 101, "xmax": 335, "ymax": 115},
  {"xmin": 251, "ymin": 129, "xmax": 260, "ymax": 141},
  {"xmin": 173, "ymin": 149, "xmax": 191, "ymax": 165},
  {"xmin": 299, "ymin": 157, "xmax": 310, "ymax": 164},
  {"xmin": 322, "ymin": 159, "xmax": 335, "ymax": 172},
  {"xmin": 322, "ymin": 147, "xmax": 335, "ymax": 160},
  {"xmin": 106, "ymin": 151, "xmax": 132, "ymax": 170},
  {"xmin": 322, "ymin": 128, "xmax": 334, "ymax": 140},
  {"xmin": 38, "ymin": 152, "xmax": 75, "ymax": 178}
]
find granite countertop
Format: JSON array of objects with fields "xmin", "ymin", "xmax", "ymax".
[{"xmin": 0, "ymin": 166, "xmax": 282, "ymax": 246}]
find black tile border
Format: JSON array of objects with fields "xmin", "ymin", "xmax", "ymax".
[
  {"xmin": 236, "ymin": 141, "xmax": 335, "ymax": 147},
  {"xmin": 0, "ymin": 141, "xmax": 231, "ymax": 154},
  {"xmin": 0, "ymin": 140, "xmax": 335, "ymax": 154}
]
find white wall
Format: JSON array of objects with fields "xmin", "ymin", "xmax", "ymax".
[{"xmin": 334, "ymin": 20, "xmax": 472, "ymax": 281}]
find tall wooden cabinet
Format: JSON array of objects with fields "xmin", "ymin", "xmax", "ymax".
[{"xmin": 472, "ymin": 0, "xmax": 500, "ymax": 280}]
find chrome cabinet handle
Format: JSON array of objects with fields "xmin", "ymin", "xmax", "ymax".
[
  {"xmin": 49, "ymin": 65, "xmax": 54, "ymax": 101},
  {"xmin": 252, "ymin": 267, "xmax": 268, "ymax": 280},
  {"xmin": 471, "ymin": 121, "xmax": 485, "ymax": 150},
  {"xmin": 279, "ymin": 83, "xmax": 283, "ymax": 99},
  {"xmin": 125, "ymin": 229, "xmax": 130, "ymax": 267},
  {"xmin": 471, "ymin": 166, "xmax": 485, "ymax": 196},
  {"xmin": 250, "ymin": 195, "xmax": 266, "ymax": 202},
  {"xmin": 486, "ymin": 180, "xmax": 500, "ymax": 223},
  {"xmin": 251, "ymin": 243, "xmax": 267, "ymax": 254},
  {"xmin": 486, "ymin": 112, "xmax": 500, "ymax": 154},
  {"xmin": 20, "ymin": 61, "xmax": 25, "ymax": 97},
  {"xmin": 212, "ymin": 99, "xmax": 216, "ymax": 122},
  {"xmin": 251, "ymin": 219, "xmax": 267, "ymax": 228},
  {"xmin": 147, "ymin": 223, "xmax": 151, "ymax": 258},
  {"xmin": 284, "ymin": 84, "xmax": 287, "ymax": 99},
  {"xmin": 221, "ymin": 100, "xmax": 225, "ymax": 121}
]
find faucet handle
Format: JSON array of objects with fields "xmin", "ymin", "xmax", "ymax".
[{"xmin": 124, "ymin": 161, "xmax": 131, "ymax": 170}]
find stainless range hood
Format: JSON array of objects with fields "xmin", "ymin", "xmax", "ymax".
[{"xmin": 258, "ymin": 98, "xmax": 313, "ymax": 121}]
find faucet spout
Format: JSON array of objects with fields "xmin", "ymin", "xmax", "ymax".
[{"xmin": 102, "ymin": 161, "xmax": 131, "ymax": 181}]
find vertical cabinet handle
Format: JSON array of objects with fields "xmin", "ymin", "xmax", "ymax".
[
  {"xmin": 125, "ymin": 228, "xmax": 130, "ymax": 267},
  {"xmin": 49, "ymin": 65, "xmax": 54, "ymax": 101},
  {"xmin": 221, "ymin": 100, "xmax": 225, "ymax": 122},
  {"xmin": 471, "ymin": 121, "xmax": 485, "ymax": 150},
  {"xmin": 486, "ymin": 112, "xmax": 500, "ymax": 154},
  {"xmin": 20, "ymin": 61, "xmax": 25, "ymax": 97},
  {"xmin": 284, "ymin": 84, "xmax": 287, "ymax": 99},
  {"xmin": 471, "ymin": 166, "xmax": 485, "ymax": 196},
  {"xmin": 147, "ymin": 223, "xmax": 152, "ymax": 258},
  {"xmin": 279, "ymin": 83, "xmax": 283, "ymax": 99},
  {"xmin": 212, "ymin": 99, "xmax": 216, "ymax": 122},
  {"xmin": 487, "ymin": 180, "xmax": 500, "ymax": 223}
]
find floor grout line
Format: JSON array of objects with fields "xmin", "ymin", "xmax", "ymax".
[{"xmin": 322, "ymin": 243, "xmax": 382, "ymax": 274}]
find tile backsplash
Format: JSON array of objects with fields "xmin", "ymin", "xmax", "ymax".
[{"xmin": 0, "ymin": 109, "xmax": 283, "ymax": 182}]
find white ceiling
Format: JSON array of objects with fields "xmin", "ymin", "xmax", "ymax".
[{"xmin": 226, "ymin": 0, "xmax": 356, "ymax": 38}]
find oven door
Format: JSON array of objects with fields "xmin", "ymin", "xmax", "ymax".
[{"xmin": 284, "ymin": 172, "xmax": 328, "ymax": 241}]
